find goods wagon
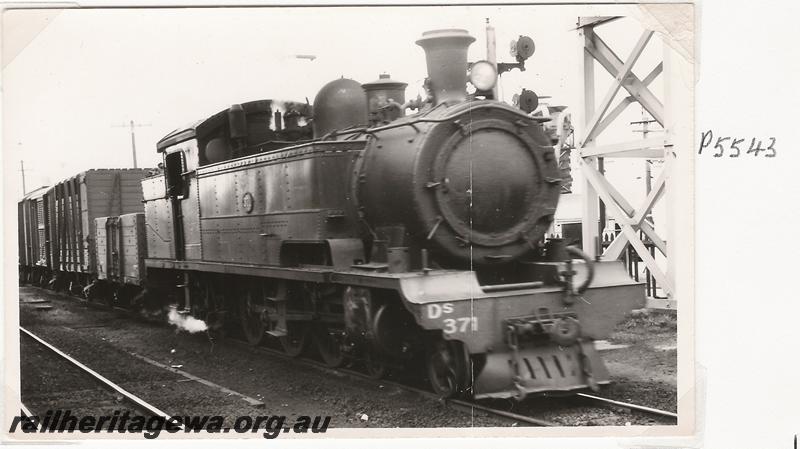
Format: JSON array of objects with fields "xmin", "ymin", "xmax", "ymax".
[
  {"xmin": 18, "ymin": 186, "xmax": 50, "ymax": 283},
  {"xmin": 18, "ymin": 169, "xmax": 151, "ymax": 292},
  {"xmin": 95, "ymin": 213, "xmax": 147, "ymax": 285}
]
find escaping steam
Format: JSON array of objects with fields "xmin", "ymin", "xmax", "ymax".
[
  {"xmin": 167, "ymin": 307, "xmax": 208, "ymax": 333},
  {"xmin": 270, "ymin": 100, "xmax": 313, "ymax": 131}
]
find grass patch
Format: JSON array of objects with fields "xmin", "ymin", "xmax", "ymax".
[
  {"xmin": 619, "ymin": 310, "xmax": 677, "ymax": 332},
  {"xmin": 608, "ymin": 310, "xmax": 677, "ymax": 345}
]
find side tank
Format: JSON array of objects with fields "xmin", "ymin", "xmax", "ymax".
[{"xmin": 194, "ymin": 140, "xmax": 366, "ymax": 267}]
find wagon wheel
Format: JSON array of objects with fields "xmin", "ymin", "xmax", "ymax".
[
  {"xmin": 279, "ymin": 322, "xmax": 308, "ymax": 357},
  {"xmin": 191, "ymin": 277, "xmax": 227, "ymax": 340},
  {"xmin": 240, "ymin": 290, "xmax": 267, "ymax": 346},
  {"xmin": 427, "ymin": 339, "xmax": 469, "ymax": 398},
  {"xmin": 109, "ymin": 284, "xmax": 123, "ymax": 307},
  {"xmin": 313, "ymin": 325, "xmax": 346, "ymax": 368},
  {"xmin": 364, "ymin": 345, "xmax": 388, "ymax": 380}
]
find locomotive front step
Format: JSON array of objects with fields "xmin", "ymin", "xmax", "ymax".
[{"xmin": 473, "ymin": 341, "xmax": 609, "ymax": 400}]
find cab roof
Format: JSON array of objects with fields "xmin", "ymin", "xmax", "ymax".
[{"xmin": 156, "ymin": 100, "xmax": 275, "ymax": 152}]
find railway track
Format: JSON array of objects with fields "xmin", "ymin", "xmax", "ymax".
[
  {"xmin": 22, "ymin": 286, "xmax": 678, "ymax": 427},
  {"xmin": 19, "ymin": 326, "xmax": 179, "ymax": 427},
  {"xmin": 225, "ymin": 337, "xmax": 558, "ymax": 426},
  {"xmin": 226, "ymin": 337, "xmax": 677, "ymax": 426}
]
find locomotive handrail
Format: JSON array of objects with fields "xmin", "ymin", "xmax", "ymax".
[
  {"xmin": 323, "ymin": 101, "xmax": 549, "ymax": 140},
  {"xmin": 482, "ymin": 281, "xmax": 545, "ymax": 293}
]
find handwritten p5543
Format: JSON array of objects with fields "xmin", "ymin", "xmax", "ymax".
[{"xmin": 699, "ymin": 131, "xmax": 776, "ymax": 158}]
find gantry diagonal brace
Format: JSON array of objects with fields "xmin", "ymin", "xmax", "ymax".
[
  {"xmin": 582, "ymin": 30, "xmax": 655, "ymax": 147},
  {"xmin": 600, "ymin": 164, "xmax": 667, "ymax": 259},
  {"xmin": 591, "ymin": 62, "xmax": 662, "ymax": 145},
  {"xmin": 580, "ymin": 160, "xmax": 673, "ymax": 294},
  {"xmin": 583, "ymin": 28, "xmax": 664, "ymax": 136}
]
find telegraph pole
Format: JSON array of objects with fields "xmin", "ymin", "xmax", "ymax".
[
  {"xmin": 20, "ymin": 160, "xmax": 26, "ymax": 195},
  {"xmin": 128, "ymin": 120, "xmax": 138, "ymax": 168},
  {"xmin": 631, "ymin": 108, "xmax": 662, "ymax": 196},
  {"xmin": 636, "ymin": 118, "xmax": 654, "ymax": 194},
  {"xmin": 631, "ymin": 107, "xmax": 663, "ymax": 223},
  {"xmin": 112, "ymin": 120, "xmax": 152, "ymax": 168}
]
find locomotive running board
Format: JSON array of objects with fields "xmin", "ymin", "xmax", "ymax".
[
  {"xmin": 145, "ymin": 259, "xmax": 332, "ymax": 282},
  {"xmin": 144, "ymin": 258, "xmax": 465, "ymax": 289}
]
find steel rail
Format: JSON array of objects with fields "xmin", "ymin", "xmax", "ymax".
[
  {"xmin": 576, "ymin": 392, "xmax": 677, "ymax": 420},
  {"xmin": 447, "ymin": 398, "xmax": 556, "ymax": 427},
  {"xmin": 19, "ymin": 326, "xmax": 182, "ymax": 428},
  {"xmin": 20, "ymin": 403, "xmax": 36, "ymax": 418},
  {"xmin": 19, "ymin": 403, "xmax": 40, "ymax": 431}
]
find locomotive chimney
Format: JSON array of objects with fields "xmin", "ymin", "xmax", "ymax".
[{"xmin": 416, "ymin": 29, "xmax": 475, "ymax": 105}]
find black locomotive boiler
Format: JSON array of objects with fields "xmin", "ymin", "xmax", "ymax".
[{"xmin": 22, "ymin": 29, "xmax": 644, "ymax": 400}]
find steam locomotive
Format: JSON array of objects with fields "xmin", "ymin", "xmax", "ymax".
[{"xmin": 19, "ymin": 29, "xmax": 643, "ymax": 400}]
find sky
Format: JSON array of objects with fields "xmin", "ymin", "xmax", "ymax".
[{"xmin": 2, "ymin": 4, "xmax": 676, "ymax": 216}]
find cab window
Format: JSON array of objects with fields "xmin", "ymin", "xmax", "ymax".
[{"xmin": 165, "ymin": 151, "xmax": 186, "ymax": 197}]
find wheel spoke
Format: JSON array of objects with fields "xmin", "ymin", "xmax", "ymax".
[
  {"xmin": 280, "ymin": 323, "xmax": 307, "ymax": 357},
  {"xmin": 427, "ymin": 340, "xmax": 469, "ymax": 397},
  {"xmin": 240, "ymin": 290, "xmax": 266, "ymax": 346},
  {"xmin": 364, "ymin": 346, "xmax": 388, "ymax": 379},
  {"xmin": 314, "ymin": 326, "xmax": 345, "ymax": 368}
]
